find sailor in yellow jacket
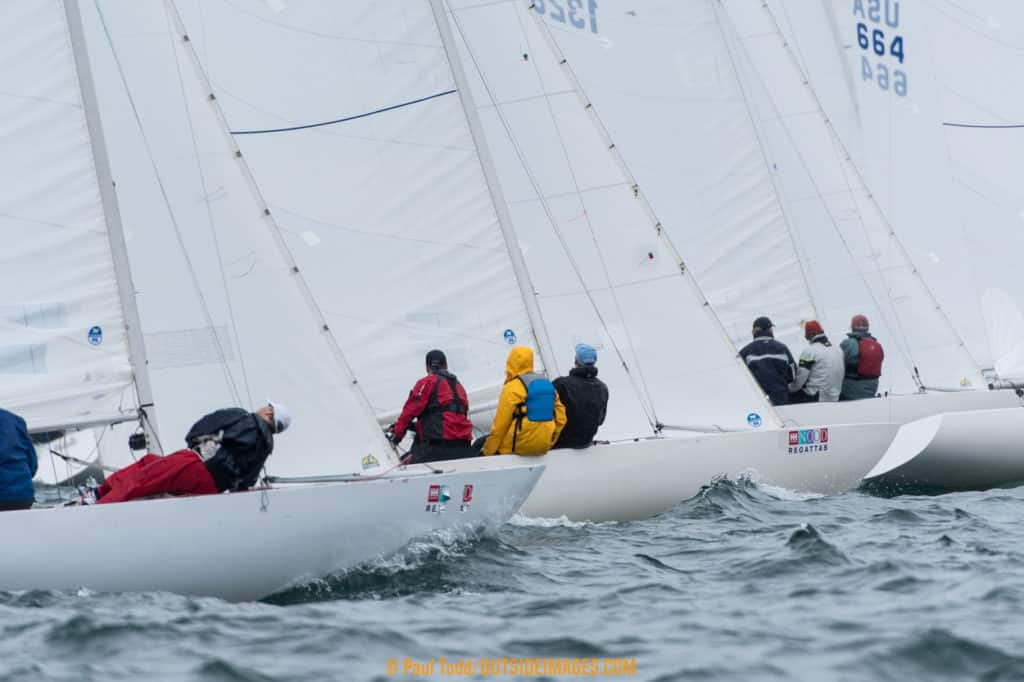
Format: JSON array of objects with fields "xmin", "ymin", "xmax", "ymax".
[{"xmin": 481, "ymin": 347, "xmax": 566, "ymax": 456}]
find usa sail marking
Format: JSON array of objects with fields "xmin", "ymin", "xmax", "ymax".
[{"xmin": 853, "ymin": 0, "xmax": 908, "ymax": 98}]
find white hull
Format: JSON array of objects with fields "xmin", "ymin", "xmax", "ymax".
[
  {"xmin": 425, "ymin": 421, "xmax": 898, "ymax": 522},
  {"xmin": 778, "ymin": 389, "xmax": 1020, "ymax": 426},
  {"xmin": 3, "ymin": 464, "xmax": 543, "ymax": 601},
  {"xmin": 863, "ymin": 408, "xmax": 1024, "ymax": 493}
]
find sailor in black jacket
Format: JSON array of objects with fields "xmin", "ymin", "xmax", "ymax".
[
  {"xmin": 553, "ymin": 344, "xmax": 609, "ymax": 449},
  {"xmin": 186, "ymin": 402, "xmax": 290, "ymax": 492},
  {"xmin": 738, "ymin": 316, "xmax": 796, "ymax": 406}
]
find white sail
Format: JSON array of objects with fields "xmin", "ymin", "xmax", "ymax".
[
  {"xmin": 0, "ymin": 0, "xmax": 137, "ymax": 428},
  {"xmin": 443, "ymin": 0, "xmax": 780, "ymax": 433},
  {"xmin": 764, "ymin": 0, "xmax": 1024, "ymax": 386},
  {"xmin": 80, "ymin": 0, "xmax": 398, "ymax": 476}
]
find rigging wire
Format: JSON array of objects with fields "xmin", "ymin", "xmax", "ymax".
[
  {"xmin": 703, "ymin": 1, "xmax": 825, "ymax": 329},
  {"xmin": 448, "ymin": 2, "xmax": 661, "ymax": 430},
  {"xmin": 161, "ymin": 0, "xmax": 399, "ymax": 465},
  {"xmin": 751, "ymin": 0, "xmax": 986, "ymax": 387},
  {"xmin": 93, "ymin": 0, "xmax": 245, "ymax": 405},
  {"xmin": 522, "ymin": 0, "xmax": 785, "ymax": 427},
  {"xmin": 712, "ymin": 0, "xmax": 923, "ymax": 390},
  {"xmin": 162, "ymin": 4, "xmax": 254, "ymax": 408}
]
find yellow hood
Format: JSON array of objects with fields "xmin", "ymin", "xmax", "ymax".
[{"xmin": 504, "ymin": 346, "xmax": 534, "ymax": 383}]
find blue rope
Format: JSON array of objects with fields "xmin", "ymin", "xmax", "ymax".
[
  {"xmin": 229, "ymin": 89, "xmax": 458, "ymax": 135},
  {"xmin": 943, "ymin": 122, "xmax": 1024, "ymax": 129}
]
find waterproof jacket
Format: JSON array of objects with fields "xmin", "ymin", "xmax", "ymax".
[
  {"xmin": 739, "ymin": 334, "xmax": 796, "ymax": 405},
  {"xmin": 482, "ymin": 347, "xmax": 566, "ymax": 456},
  {"xmin": 0, "ymin": 409, "xmax": 36, "ymax": 502},
  {"xmin": 185, "ymin": 408, "xmax": 274, "ymax": 492},
  {"xmin": 840, "ymin": 331, "xmax": 882, "ymax": 400},
  {"xmin": 553, "ymin": 365, "xmax": 608, "ymax": 448},
  {"xmin": 393, "ymin": 370, "xmax": 472, "ymax": 444},
  {"xmin": 789, "ymin": 335, "xmax": 845, "ymax": 402}
]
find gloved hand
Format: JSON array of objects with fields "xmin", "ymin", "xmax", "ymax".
[{"xmin": 384, "ymin": 423, "xmax": 402, "ymax": 445}]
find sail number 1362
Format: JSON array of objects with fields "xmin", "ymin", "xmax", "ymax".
[{"xmin": 533, "ymin": 0, "xmax": 599, "ymax": 34}]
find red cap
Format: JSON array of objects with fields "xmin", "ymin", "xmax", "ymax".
[
  {"xmin": 851, "ymin": 314, "xmax": 870, "ymax": 331},
  {"xmin": 804, "ymin": 320, "xmax": 824, "ymax": 339}
]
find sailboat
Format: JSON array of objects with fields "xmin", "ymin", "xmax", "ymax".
[
  {"xmin": 0, "ymin": 0, "xmax": 544, "ymax": 601},
  {"xmin": 493, "ymin": 0, "xmax": 1024, "ymax": 493},
  {"xmin": 57, "ymin": 0, "xmax": 902, "ymax": 523}
]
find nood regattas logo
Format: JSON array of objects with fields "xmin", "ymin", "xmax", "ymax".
[{"xmin": 788, "ymin": 428, "xmax": 829, "ymax": 453}]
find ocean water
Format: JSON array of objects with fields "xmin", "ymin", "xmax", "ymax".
[{"xmin": 4, "ymin": 480, "xmax": 1024, "ymax": 681}]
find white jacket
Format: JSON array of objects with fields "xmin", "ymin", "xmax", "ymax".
[{"xmin": 789, "ymin": 335, "xmax": 844, "ymax": 402}]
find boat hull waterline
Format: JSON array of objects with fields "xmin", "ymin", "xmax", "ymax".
[
  {"xmin": 2, "ymin": 464, "xmax": 544, "ymax": 601},
  {"xmin": 426, "ymin": 422, "xmax": 899, "ymax": 522}
]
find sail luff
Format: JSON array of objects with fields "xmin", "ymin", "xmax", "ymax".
[
  {"xmin": 62, "ymin": 0, "xmax": 159, "ymax": 444},
  {"xmin": 707, "ymin": 0, "xmax": 823, "ymax": 329},
  {"xmin": 159, "ymin": 0, "xmax": 398, "ymax": 463},
  {"xmin": 427, "ymin": 0, "xmax": 559, "ymax": 375},
  {"xmin": 751, "ymin": 0, "xmax": 985, "ymax": 386},
  {"xmin": 524, "ymin": 5, "xmax": 783, "ymax": 429}
]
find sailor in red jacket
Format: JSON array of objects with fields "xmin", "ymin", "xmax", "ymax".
[{"xmin": 390, "ymin": 350, "xmax": 477, "ymax": 464}]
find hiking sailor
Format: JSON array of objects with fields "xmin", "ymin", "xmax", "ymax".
[
  {"xmin": 739, "ymin": 316, "xmax": 797, "ymax": 406},
  {"xmin": 552, "ymin": 343, "xmax": 608, "ymax": 449},
  {"xmin": 79, "ymin": 402, "xmax": 290, "ymax": 505},
  {"xmin": 840, "ymin": 314, "xmax": 885, "ymax": 401},
  {"xmin": 788, "ymin": 320, "xmax": 844, "ymax": 403},
  {"xmin": 389, "ymin": 349, "xmax": 476, "ymax": 463},
  {"xmin": 480, "ymin": 347, "xmax": 566, "ymax": 456}
]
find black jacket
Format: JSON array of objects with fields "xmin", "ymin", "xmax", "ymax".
[
  {"xmin": 186, "ymin": 408, "xmax": 274, "ymax": 492},
  {"xmin": 552, "ymin": 366, "xmax": 609, "ymax": 449},
  {"xmin": 739, "ymin": 334, "xmax": 796, "ymax": 405}
]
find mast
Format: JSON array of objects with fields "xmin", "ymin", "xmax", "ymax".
[
  {"xmin": 63, "ymin": 0, "xmax": 161, "ymax": 446},
  {"xmin": 427, "ymin": 0, "xmax": 560, "ymax": 375}
]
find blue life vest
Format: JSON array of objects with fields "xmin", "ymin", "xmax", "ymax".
[{"xmin": 516, "ymin": 372, "xmax": 555, "ymax": 422}]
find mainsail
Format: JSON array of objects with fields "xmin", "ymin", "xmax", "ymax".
[
  {"xmin": 443, "ymin": 0, "xmax": 782, "ymax": 433},
  {"xmin": 0, "ymin": 0, "xmax": 145, "ymax": 434},
  {"xmin": 764, "ymin": 0, "xmax": 1024, "ymax": 385}
]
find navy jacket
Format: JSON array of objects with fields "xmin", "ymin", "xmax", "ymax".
[
  {"xmin": 739, "ymin": 334, "xmax": 796, "ymax": 405},
  {"xmin": 0, "ymin": 409, "xmax": 37, "ymax": 502}
]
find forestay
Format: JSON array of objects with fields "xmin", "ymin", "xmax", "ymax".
[
  {"xmin": 148, "ymin": 0, "xmax": 542, "ymax": 421},
  {"xmin": 0, "ymin": 1, "xmax": 135, "ymax": 428},
  {"xmin": 717, "ymin": 0, "xmax": 983, "ymax": 392},
  {"xmin": 514, "ymin": 0, "xmax": 979, "ymax": 395},
  {"xmin": 767, "ymin": 0, "xmax": 1024, "ymax": 384},
  {"xmin": 80, "ymin": 0, "xmax": 399, "ymax": 476},
  {"xmin": 443, "ymin": 0, "xmax": 779, "ymax": 433}
]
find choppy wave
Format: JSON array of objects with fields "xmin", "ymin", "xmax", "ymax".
[{"xmin": 9, "ymin": 478, "xmax": 1024, "ymax": 680}]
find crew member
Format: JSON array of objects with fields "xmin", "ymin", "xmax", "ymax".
[
  {"xmin": 390, "ymin": 350, "xmax": 476, "ymax": 463},
  {"xmin": 840, "ymin": 314, "xmax": 885, "ymax": 400},
  {"xmin": 83, "ymin": 402, "xmax": 290, "ymax": 505},
  {"xmin": 739, "ymin": 316, "xmax": 796, "ymax": 405},
  {"xmin": 480, "ymin": 347, "xmax": 565, "ymax": 456},
  {"xmin": 553, "ymin": 343, "xmax": 608, "ymax": 449},
  {"xmin": 0, "ymin": 408, "xmax": 37, "ymax": 511},
  {"xmin": 788, "ymin": 320, "xmax": 844, "ymax": 403}
]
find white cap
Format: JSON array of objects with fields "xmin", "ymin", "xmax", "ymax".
[{"xmin": 267, "ymin": 399, "xmax": 291, "ymax": 433}]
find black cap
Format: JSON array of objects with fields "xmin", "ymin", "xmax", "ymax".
[
  {"xmin": 753, "ymin": 316, "xmax": 773, "ymax": 330},
  {"xmin": 425, "ymin": 349, "xmax": 447, "ymax": 371}
]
